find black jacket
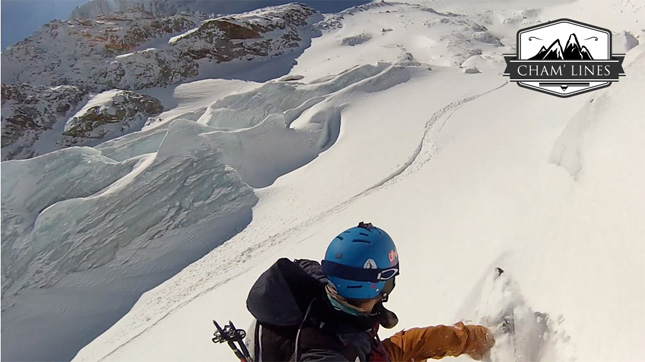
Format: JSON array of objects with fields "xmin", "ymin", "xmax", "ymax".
[{"xmin": 246, "ymin": 258, "xmax": 389, "ymax": 362}]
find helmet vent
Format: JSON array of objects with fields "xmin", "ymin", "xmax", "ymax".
[
  {"xmin": 336, "ymin": 236, "xmax": 344, "ymax": 241},
  {"xmin": 358, "ymin": 232, "xmax": 369, "ymax": 237},
  {"xmin": 346, "ymin": 285, "xmax": 363, "ymax": 289},
  {"xmin": 352, "ymin": 239, "xmax": 371, "ymax": 244}
]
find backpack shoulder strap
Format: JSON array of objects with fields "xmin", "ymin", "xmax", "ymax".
[{"xmin": 254, "ymin": 321, "xmax": 299, "ymax": 362}]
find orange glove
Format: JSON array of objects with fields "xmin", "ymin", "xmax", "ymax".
[
  {"xmin": 382, "ymin": 322, "xmax": 495, "ymax": 361},
  {"xmin": 458, "ymin": 322, "xmax": 495, "ymax": 360}
]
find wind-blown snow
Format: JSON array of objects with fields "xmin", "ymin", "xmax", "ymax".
[
  {"xmin": 2, "ymin": 148, "xmax": 135, "ymax": 278},
  {"xmin": 2, "ymin": 119, "xmax": 260, "ymax": 298},
  {"xmin": 292, "ymin": 1, "xmax": 505, "ymax": 80},
  {"xmin": 1, "ymin": 120, "xmax": 257, "ymax": 360},
  {"xmin": 197, "ymin": 63, "xmax": 387, "ymax": 129}
]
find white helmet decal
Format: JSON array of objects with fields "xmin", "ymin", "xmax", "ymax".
[{"xmin": 363, "ymin": 259, "xmax": 377, "ymax": 269}]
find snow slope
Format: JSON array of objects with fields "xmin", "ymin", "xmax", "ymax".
[
  {"xmin": 73, "ymin": 1, "xmax": 645, "ymax": 362},
  {"xmin": 2, "ymin": 0, "xmax": 644, "ymax": 361},
  {"xmin": 79, "ymin": 42, "xmax": 644, "ymax": 362}
]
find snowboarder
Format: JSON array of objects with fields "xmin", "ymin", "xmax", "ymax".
[{"xmin": 245, "ymin": 222, "xmax": 494, "ymax": 361}]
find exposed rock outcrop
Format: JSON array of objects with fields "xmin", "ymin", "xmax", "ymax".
[
  {"xmin": 1, "ymin": 84, "xmax": 87, "ymax": 160},
  {"xmin": 170, "ymin": 4, "xmax": 319, "ymax": 62},
  {"xmin": 60, "ymin": 90, "xmax": 164, "ymax": 146},
  {"xmin": 1, "ymin": 85, "xmax": 164, "ymax": 160}
]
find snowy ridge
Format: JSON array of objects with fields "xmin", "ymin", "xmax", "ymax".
[
  {"xmin": 1, "ymin": 3, "xmax": 322, "ymax": 161},
  {"xmin": 71, "ymin": 0, "xmax": 197, "ymax": 19},
  {"xmin": 292, "ymin": 1, "xmax": 505, "ymax": 82},
  {"xmin": 169, "ymin": 3, "xmax": 321, "ymax": 64},
  {"xmin": 1, "ymin": 10, "xmax": 207, "ymax": 88},
  {"xmin": 550, "ymin": 46, "xmax": 645, "ymax": 180},
  {"xmin": 197, "ymin": 63, "xmax": 388, "ymax": 130},
  {"xmin": 68, "ymin": 0, "xmax": 372, "ymax": 21},
  {"xmin": 2, "ymin": 4, "xmax": 320, "ymax": 91}
]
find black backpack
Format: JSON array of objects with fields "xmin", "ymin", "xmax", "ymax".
[{"xmin": 246, "ymin": 259, "xmax": 366, "ymax": 362}]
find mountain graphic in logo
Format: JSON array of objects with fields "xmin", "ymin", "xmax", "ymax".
[
  {"xmin": 529, "ymin": 34, "xmax": 593, "ymax": 60},
  {"xmin": 504, "ymin": 19, "xmax": 625, "ymax": 97}
]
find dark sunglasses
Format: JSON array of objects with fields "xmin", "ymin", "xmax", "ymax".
[{"xmin": 379, "ymin": 278, "xmax": 396, "ymax": 303}]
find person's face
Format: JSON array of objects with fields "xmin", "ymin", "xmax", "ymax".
[{"xmin": 358, "ymin": 297, "xmax": 381, "ymax": 313}]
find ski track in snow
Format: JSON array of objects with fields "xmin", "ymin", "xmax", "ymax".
[
  {"xmin": 362, "ymin": 80, "xmax": 509, "ymax": 190},
  {"xmin": 94, "ymin": 77, "xmax": 509, "ymax": 362}
]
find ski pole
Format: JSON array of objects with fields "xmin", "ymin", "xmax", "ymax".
[{"xmin": 212, "ymin": 320, "xmax": 254, "ymax": 362}]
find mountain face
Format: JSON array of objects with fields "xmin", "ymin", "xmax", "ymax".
[
  {"xmin": 69, "ymin": 0, "xmax": 368, "ymax": 20},
  {"xmin": 169, "ymin": 4, "xmax": 320, "ymax": 62},
  {"xmin": 1, "ymin": 10, "xmax": 206, "ymax": 90},
  {"xmin": 60, "ymin": 90, "xmax": 164, "ymax": 147},
  {"xmin": 71, "ymin": 0, "xmax": 196, "ymax": 19},
  {"xmin": 3, "ymin": 3, "xmax": 319, "ymax": 91},
  {"xmin": 529, "ymin": 34, "xmax": 593, "ymax": 60},
  {"xmin": 1, "ymin": 3, "xmax": 321, "ymax": 160},
  {"xmin": 1, "ymin": 84, "xmax": 87, "ymax": 160}
]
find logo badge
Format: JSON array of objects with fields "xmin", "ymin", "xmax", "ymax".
[
  {"xmin": 504, "ymin": 19, "xmax": 625, "ymax": 97},
  {"xmin": 388, "ymin": 250, "xmax": 398, "ymax": 264}
]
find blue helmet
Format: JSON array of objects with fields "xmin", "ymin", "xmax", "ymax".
[{"xmin": 322, "ymin": 222, "xmax": 400, "ymax": 300}]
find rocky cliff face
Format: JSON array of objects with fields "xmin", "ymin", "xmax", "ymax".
[
  {"xmin": 71, "ymin": 0, "xmax": 196, "ymax": 19},
  {"xmin": 1, "ymin": 10, "xmax": 207, "ymax": 90},
  {"xmin": 170, "ymin": 4, "xmax": 319, "ymax": 62},
  {"xmin": 68, "ymin": 0, "xmax": 317, "ymax": 21},
  {"xmin": 60, "ymin": 90, "xmax": 164, "ymax": 146},
  {"xmin": 1, "ymin": 85, "xmax": 163, "ymax": 160},
  {"xmin": 1, "ymin": 3, "xmax": 321, "ymax": 160},
  {"xmin": 1, "ymin": 84, "xmax": 87, "ymax": 160},
  {"xmin": 2, "ymin": 4, "xmax": 319, "ymax": 91}
]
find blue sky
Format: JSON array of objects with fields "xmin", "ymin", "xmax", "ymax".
[
  {"xmin": 1, "ymin": 0, "xmax": 370, "ymax": 50},
  {"xmin": 2, "ymin": 0, "xmax": 88, "ymax": 49}
]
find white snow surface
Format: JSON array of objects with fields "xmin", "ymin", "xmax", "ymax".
[{"xmin": 1, "ymin": 0, "xmax": 644, "ymax": 361}]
